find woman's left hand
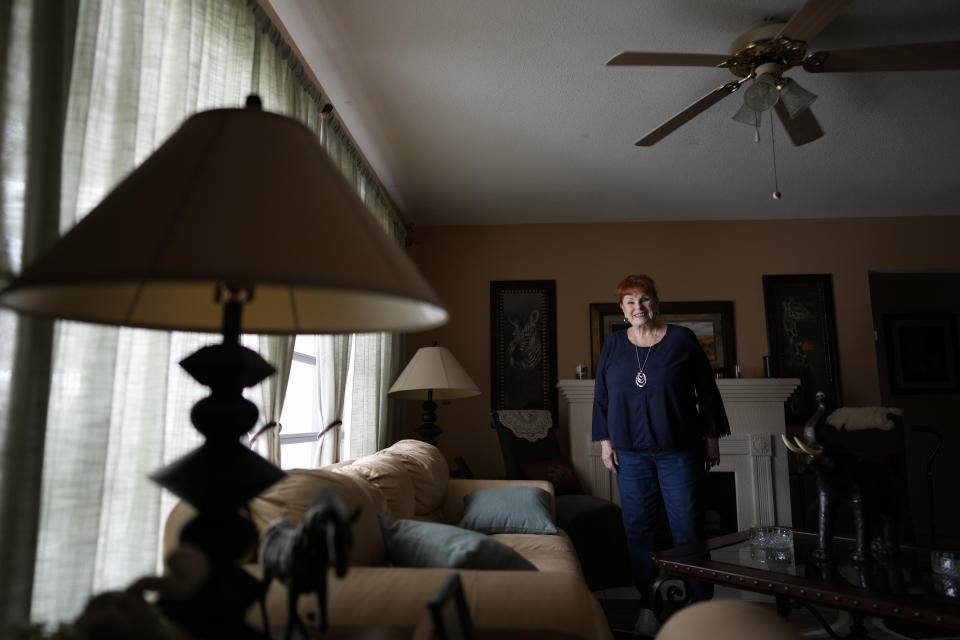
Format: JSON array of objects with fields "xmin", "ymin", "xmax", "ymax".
[{"xmin": 704, "ymin": 437, "xmax": 720, "ymax": 470}]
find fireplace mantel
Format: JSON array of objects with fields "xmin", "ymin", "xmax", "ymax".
[{"xmin": 557, "ymin": 378, "xmax": 800, "ymax": 529}]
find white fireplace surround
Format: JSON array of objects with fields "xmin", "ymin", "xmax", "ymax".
[{"xmin": 557, "ymin": 378, "xmax": 800, "ymax": 530}]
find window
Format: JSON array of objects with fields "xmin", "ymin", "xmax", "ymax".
[{"xmin": 277, "ymin": 335, "xmax": 322, "ymax": 469}]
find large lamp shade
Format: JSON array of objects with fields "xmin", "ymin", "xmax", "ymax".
[
  {"xmin": 388, "ymin": 345, "xmax": 480, "ymax": 401},
  {"xmin": 0, "ymin": 106, "xmax": 447, "ymax": 334}
]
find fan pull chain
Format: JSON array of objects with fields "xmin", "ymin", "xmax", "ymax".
[{"xmin": 770, "ymin": 110, "xmax": 781, "ymax": 199}]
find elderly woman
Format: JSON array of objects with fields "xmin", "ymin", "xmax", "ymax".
[{"xmin": 592, "ymin": 274, "xmax": 729, "ymax": 626}]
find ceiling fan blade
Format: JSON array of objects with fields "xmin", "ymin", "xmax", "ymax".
[
  {"xmin": 635, "ymin": 79, "xmax": 747, "ymax": 146},
  {"xmin": 804, "ymin": 41, "xmax": 960, "ymax": 72},
  {"xmin": 777, "ymin": 0, "xmax": 853, "ymax": 42},
  {"xmin": 607, "ymin": 52, "xmax": 728, "ymax": 67},
  {"xmin": 774, "ymin": 100, "xmax": 823, "ymax": 146}
]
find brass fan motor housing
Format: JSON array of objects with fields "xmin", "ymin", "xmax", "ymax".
[{"xmin": 720, "ymin": 36, "xmax": 808, "ymax": 77}]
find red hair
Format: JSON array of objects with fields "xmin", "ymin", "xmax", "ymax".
[{"xmin": 616, "ymin": 274, "xmax": 658, "ymax": 303}]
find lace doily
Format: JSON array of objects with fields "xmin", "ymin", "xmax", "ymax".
[
  {"xmin": 495, "ymin": 410, "xmax": 553, "ymax": 442},
  {"xmin": 827, "ymin": 407, "xmax": 903, "ymax": 431}
]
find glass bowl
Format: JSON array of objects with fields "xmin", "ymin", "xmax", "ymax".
[
  {"xmin": 749, "ymin": 526, "xmax": 794, "ymax": 549},
  {"xmin": 932, "ymin": 549, "xmax": 960, "ymax": 578}
]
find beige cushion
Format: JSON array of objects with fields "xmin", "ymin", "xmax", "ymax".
[
  {"xmin": 247, "ymin": 468, "xmax": 386, "ymax": 567},
  {"xmin": 377, "ymin": 439, "xmax": 449, "ymax": 515},
  {"xmin": 491, "ymin": 531, "xmax": 583, "ymax": 577},
  {"xmin": 339, "ymin": 453, "xmax": 416, "ymax": 520}
]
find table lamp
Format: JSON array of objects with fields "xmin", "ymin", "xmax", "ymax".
[
  {"xmin": 0, "ymin": 96, "xmax": 447, "ymax": 638},
  {"xmin": 388, "ymin": 343, "xmax": 480, "ymax": 445}
]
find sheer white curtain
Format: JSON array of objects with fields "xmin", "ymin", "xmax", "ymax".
[
  {"xmin": 356, "ymin": 163, "xmax": 406, "ymax": 453},
  {"xmin": 314, "ymin": 331, "xmax": 399, "ymax": 463},
  {"xmin": 1, "ymin": 0, "xmax": 323, "ymax": 624},
  {"xmin": 1, "ymin": 0, "xmax": 410, "ymax": 624},
  {"xmin": 0, "ymin": 1, "xmax": 73, "ymax": 623},
  {"xmin": 314, "ymin": 334, "xmax": 350, "ymax": 466},
  {"xmin": 251, "ymin": 334, "xmax": 294, "ymax": 463},
  {"xmin": 313, "ymin": 116, "xmax": 406, "ymax": 462},
  {"xmin": 343, "ymin": 332, "xmax": 400, "ymax": 456}
]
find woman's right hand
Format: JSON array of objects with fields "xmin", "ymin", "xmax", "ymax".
[{"xmin": 600, "ymin": 439, "xmax": 618, "ymax": 474}]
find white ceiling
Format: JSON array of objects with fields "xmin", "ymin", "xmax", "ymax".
[{"xmin": 268, "ymin": 1, "xmax": 960, "ymax": 226}]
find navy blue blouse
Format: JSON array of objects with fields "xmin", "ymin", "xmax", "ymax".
[{"xmin": 592, "ymin": 324, "xmax": 730, "ymax": 451}]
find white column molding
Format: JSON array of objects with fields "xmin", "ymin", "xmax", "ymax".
[
  {"xmin": 750, "ymin": 434, "xmax": 776, "ymax": 526},
  {"xmin": 558, "ymin": 380, "xmax": 614, "ymax": 500},
  {"xmin": 714, "ymin": 378, "xmax": 803, "ymax": 402}
]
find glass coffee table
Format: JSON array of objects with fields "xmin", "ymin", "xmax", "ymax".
[{"xmin": 652, "ymin": 529, "xmax": 960, "ymax": 637}]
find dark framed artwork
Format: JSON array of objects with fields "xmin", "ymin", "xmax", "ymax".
[
  {"xmin": 589, "ymin": 303, "xmax": 630, "ymax": 378},
  {"xmin": 490, "ymin": 280, "xmax": 558, "ymax": 417},
  {"xmin": 763, "ymin": 274, "xmax": 842, "ymax": 424},
  {"xmin": 589, "ymin": 300, "xmax": 736, "ymax": 378},
  {"xmin": 884, "ymin": 313, "xmax": 960, "ymax": 394}
]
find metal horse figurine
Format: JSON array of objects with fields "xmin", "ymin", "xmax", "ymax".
[
  {"xmin": 782, "ymin": 392, "xmax": 904, "ymax": 564},
  {"xmin": 258, "ymin": 487, "xmax": 360, "ymax": 639}
]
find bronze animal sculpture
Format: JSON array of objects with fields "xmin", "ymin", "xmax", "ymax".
[
  {"xmin": 258, "ymin": 487, "xmax": 360, "ymax": 639},
  {"xmin": 782, "ymin": 393, "xmax": 904, "ymax": 564}
]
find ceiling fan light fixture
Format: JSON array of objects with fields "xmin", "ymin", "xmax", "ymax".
[
  {"xmin": 743, "ymin": 72, "xmax": 780, "ymax": 112},
  {"xmin": 779, "ymin": 77, "xmax": 818, "ymax": 118},
  {"xmin": 732, "ymin": 103, "xmax": 762, "ymax": 127}
]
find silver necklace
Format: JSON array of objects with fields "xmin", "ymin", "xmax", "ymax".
[{"xmin": 634, "ymin": 327, "xmax": 660, "ymax": 388}]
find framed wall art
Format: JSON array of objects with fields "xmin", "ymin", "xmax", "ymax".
[
  {"xmin": 588, "ymin": 303, "xmax": 629, "ymax": 378},
  {"xmin": 589, "ymin": 300, "xmax": 736, "ymax": 378},
  {"xmin": 884, "ymin": 313, "xmax": 960, "ymax": 394},
  {"xmin": 763, "ymin": 274, "xmax": 842, "ymax": 424},
  {"xmin": 490, "ymin": 280, "xmax": 558, "ymax": 417}
]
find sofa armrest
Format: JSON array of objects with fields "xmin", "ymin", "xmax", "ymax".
[{"xmin": 443, "ymin": 478, "xmax": 555, "ymax": 524}]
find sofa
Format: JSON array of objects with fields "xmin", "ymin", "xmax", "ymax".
[{"xmin": 163, "ymin": 439, "xmax": 614, "ymax": 639}]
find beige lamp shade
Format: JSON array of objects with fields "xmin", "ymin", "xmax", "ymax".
[
  {"xmin": 0, "ymin": 105, "xmax": 447, "ymax": 334},
  {"xmin": 389, "ymin": 345, "xmax": 480, "ymax": 400}
]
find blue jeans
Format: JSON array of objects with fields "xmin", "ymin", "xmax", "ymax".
[{"xmin": 616, "ymin": 448, "xmax": 712, "ymax": 601}]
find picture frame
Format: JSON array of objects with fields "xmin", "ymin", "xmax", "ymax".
[
  {"xmin": 427, "ymin": 572, "xmax": 476, "ymax": 640},
  {"xmin": 589, "ymin": 300, "xmax": 736, "ymax": 378},
  {"xmin": 762, "ymin": 274, "xmax": 842, "ymax": 424},
  {"xmin": 589, "ymin": 303, "xmax": 629, "ymax": 378},
  {"xmin": 884, "ymin": 313, "xmax": 960, "ymax": 394},
  {"xmin": 490, "ymin": 280, "xmax": 558, "ymax": 417}
]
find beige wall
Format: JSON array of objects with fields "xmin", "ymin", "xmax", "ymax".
[{"xmin": 399, "ymin": 215, "xmax": 960, "ymax": 537}]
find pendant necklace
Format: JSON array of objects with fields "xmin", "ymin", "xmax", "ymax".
[{"xmin": 634, "ymin": 327, "xmax": 660, "ymax": 388}]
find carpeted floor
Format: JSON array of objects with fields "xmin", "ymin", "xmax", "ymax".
[{"xmin": 594, "ymin": 589, "xmax": 960, "ymax": 640}]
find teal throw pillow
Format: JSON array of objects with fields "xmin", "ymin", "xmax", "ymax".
[
  {"xmin": 459, "ymin": 485, "xmax": 557, "ymax": 535},
  {"xmin": 378, "ymin": 514, "xmax": 537, "ymax": 570}
]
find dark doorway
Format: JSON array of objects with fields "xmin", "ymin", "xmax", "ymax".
[{"xmin": 869, "ymin": 270, "xmax": 960, "ymax": 548}]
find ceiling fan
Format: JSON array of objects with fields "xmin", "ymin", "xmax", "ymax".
[{"xmin": 609, "ymin": 0, "xmax": 960, "ymax": 146}]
